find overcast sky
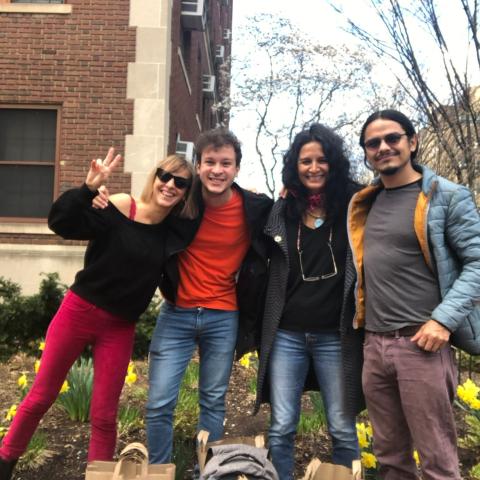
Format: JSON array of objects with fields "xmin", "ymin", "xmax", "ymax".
[{"xmin": 229, "ymin": 1, "xmax": 475, "ymax": 194}]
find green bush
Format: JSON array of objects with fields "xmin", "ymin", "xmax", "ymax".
[
  {"xmin": 0, "ymin": 273, "xmax": 66, "ymax": 359},
  {"xmin": 0, "ymin": 273, "xmax": 162, "ymax": 360},
  {"xmin": 134, "ymin": 295, "xmax": 162, "ymax": 358}
]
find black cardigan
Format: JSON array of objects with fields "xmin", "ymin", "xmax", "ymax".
[{"xmin": 254, "ymin": 195, "xmax": 365, "ymax": 417}]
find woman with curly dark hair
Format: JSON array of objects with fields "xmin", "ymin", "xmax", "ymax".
[{"xmin": 253, "ymin": 123, "xmax": 364, "ymax": 479}]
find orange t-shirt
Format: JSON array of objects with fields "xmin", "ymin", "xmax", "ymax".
[{"xmin": 176, "ymin": 189, "xmax": 251, "ymax": 310}]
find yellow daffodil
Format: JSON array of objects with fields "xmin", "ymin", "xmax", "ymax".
[
  {"xmin": 361, "ymin": 452, "xmax": 377, "ymax": 469},
  {"xmin": 60, "ymin": 380, "xmax": 69, "ymax": 394},
  {"xmin": 239, "ymin": 353, "xmax": 251, "ymax": 369},
  {"xmin": 365, "ymin": 423, "xmax": 373, "ymax": 438},
  {"xmin": 0, "ymin": 426, "xmax": 7, "ymax": 438},
  {"xmin": 413, "ymin": 450, "xmax": 420, "ymax": 466},
  {"xmin": 125, "ymin": 372, "xmax": 137, "ymax": 385},
  {"xmin": 357, "ymin": 431, "xmax": 369, "ymax": 449},
  {"xmin": 457, "ymin": 378, "xmax": 480, "ymax": 409},
  {"xmin": 17, "ymin": 373, "xmax": 28, "ymax": 390},
  {"xmin": 125, "ymin": 361, "xmax": 137, "ymax": 385},
  {"xmin": 39, "ymin": 341, "xmax": 46, "ymax": 351},
  {"xmin": 6, "ymin": 405, "xmax": 17, "ymax": 422},
  {"xmin": 356, "ymin": 422, "xmax": 370, "ymax": 449},
  {"xmin": 34, "ymin": 359, "xmax": 41, "ymax": 374},
  {"xmin": 356, "ymin": 422, "xmax": 366, "ymax": 434}
]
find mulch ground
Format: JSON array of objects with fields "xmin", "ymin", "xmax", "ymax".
[{"xmin": 0, "ymin": 353, "xmax": 478, "ymax": 479}]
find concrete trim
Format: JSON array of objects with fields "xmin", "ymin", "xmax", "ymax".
[
  {"xmin": 0, "ymin": 4, "xmax": 72, "ymax": 14},
  {"xmin": 125, "ymin": 0, "xmax": 172, "ymax": 197},
  {"xmin": 0, "ymin": 222, "xmax": 53, "ymax": 234},
  {"xmin": 0, "ymin": 243, "xmax": 85, "ymax": 257}
]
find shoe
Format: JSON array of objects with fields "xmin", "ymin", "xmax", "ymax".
[{"xmin": 0, "ymin": 457, "xmax": 17, "ymax": 480}]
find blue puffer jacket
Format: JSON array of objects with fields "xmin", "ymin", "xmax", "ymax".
[
  {"xmin": 422, "ymin": 166, "xmax": 480, "ymax": 354},
  {"xmin": 347, "ymin": 164, "xmax": 480, "ymax": 354}
]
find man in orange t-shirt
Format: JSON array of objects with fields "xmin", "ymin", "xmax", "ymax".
[{"xmin": 146, "ymin": 129, "xmax": 273, "ymax": 464}]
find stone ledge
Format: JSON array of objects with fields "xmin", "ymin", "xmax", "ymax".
[
  {"xmin": 0, "ymin": 4, "xmax": 72, "ymax": 14},
  {"xmin": 0, "ymin": 222, "xmax": 53, "ymax": 235}
]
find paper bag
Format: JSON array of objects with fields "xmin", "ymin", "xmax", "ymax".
[
  {"xmin": 196, "ymin": 430, "xmax": 265, "ymax": 472},
  {"xmin": 302, "ymin": 458, "xmax": 363, "ymax": 480},
  {"xmin": 85, "ymin": 442, "xmax": 175, "ymax": 480}
]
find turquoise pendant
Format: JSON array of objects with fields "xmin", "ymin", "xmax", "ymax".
[{"xmin": 314, "ymin": 218, "xmax": 324, "ymax": 228}]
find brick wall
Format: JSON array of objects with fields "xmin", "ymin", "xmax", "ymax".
[
  {"xmin": 0, "ymin": 0, "xmax": 136, "ymax": 244},
  {"xmin": 168, "ymin": 0, "xmax": 233, "ymax": 152}
]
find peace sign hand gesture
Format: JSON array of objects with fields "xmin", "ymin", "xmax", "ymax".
[{"xmin": 85, "ymin": 147, "xmax": 122, "ymax": 192}]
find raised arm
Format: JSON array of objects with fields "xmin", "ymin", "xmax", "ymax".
[{"xmin": 48, "ymin": 148, "xmax": 122, "ymax": 240}]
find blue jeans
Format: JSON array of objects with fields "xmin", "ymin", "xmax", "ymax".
[
  {"xmin": 268, "ymin": 329, "xmax": 359, "ymax": 479},
  {"xmin": 146, "ymin": 302, "xmax": 238, "ymax": 463}
]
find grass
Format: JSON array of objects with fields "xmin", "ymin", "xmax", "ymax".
[
  {"xmin": 18, "ymin": 432, "xmax": 55, "ymax": 471},
  {"xmin": 117, "ymin": 404, "xmax": 143, "ymax": 438},
  {"xmin": 172, "ymin": 360, "xmax": 200, "ymax": 480},
  {"xmin": 174, "ymin": 361, "xmax": 200, "ymax": 437},
  {"xmin": 297, "ymin": 392, "xmax": 327, "ymax": 435},
  {"xmin": 56, "ymin": 356, "xmax": 93, "ymax": 422},
  {"xmin": 172, "ymin": 436, "xmax": 196, "ymax": 480}
]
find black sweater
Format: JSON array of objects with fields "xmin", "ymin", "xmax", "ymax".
[{"xmin": 48, "ymin": 184, "xmax": 167, "ymax": 322}]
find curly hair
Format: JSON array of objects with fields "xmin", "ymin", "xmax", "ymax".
[{"xmin": 282, "ymin": 123, "xmax": 355, "ymax": 220}]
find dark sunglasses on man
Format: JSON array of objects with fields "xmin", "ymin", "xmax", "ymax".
[
  {"xmin": 364, "ymin": 132, "xmax": 408, "ymax": 150},
  {"xmin": 155, "ymin": 168, "xmax": 190, "ymax": 190}
]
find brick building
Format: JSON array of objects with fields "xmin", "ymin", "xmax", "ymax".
[{"xmin": 0, "ymin": 0, "xmax": 233, "ymax": 293}]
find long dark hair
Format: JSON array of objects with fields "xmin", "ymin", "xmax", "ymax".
[
  {"xmin": 282, "ymin": 123, "xmax": 355, "ymax": 221},
  {"xmin": 359, "ymin": 109, "xmax": 418, "ymax": 171}
]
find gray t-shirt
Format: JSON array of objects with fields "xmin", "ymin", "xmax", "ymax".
[{"xmin": 364, "ymin": 181, "xmax": 440, "ymax": 332}]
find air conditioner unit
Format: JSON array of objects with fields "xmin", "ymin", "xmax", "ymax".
[
  {"xmin": 223, "ymin": 28, "xmax": 231, "ymax": 41},
  {"xmin": 175, "ymin": 140, "xmax": 195, "ymax": 162},
  {"xmin": 181, "ymin": 0, "xmax": 206, "ymax": 31},
  {"xmin": 215, "ymin": 45, "xmax": 225, "ymax": 62},
  {"xmin": 202, "ymin": 75, "xmax": 215, "ymax": 96}
]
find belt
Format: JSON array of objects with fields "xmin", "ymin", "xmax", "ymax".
[{"xmin": 367, "ymin": 325, "xmax": 421, "ymax": 337}]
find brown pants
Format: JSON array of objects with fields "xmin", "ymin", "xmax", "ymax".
[{"xmin": 362, "ymin": 332, "xmax": 460, "ymax": 480}]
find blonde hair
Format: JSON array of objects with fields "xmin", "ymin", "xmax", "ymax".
[{"xmin": 140, "ymin": 155, "xmax": 197, "ymax": 219}]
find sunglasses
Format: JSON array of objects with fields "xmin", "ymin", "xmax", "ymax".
[
  {"xmin": 155, "ymin": 168, "xmax": 190, "ymax": 190},
  {"xmin": 364, "ymin": 132, "xmax": 408, "ymax": 151}
]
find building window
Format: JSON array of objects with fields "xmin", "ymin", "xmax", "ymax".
[
  {"xmin": 0, "ymin": 107, "xmax": 59, "ymax": 219},
  {"xmin": 181, "ymin": 28, "xmax": 192, "ymax": 74}
]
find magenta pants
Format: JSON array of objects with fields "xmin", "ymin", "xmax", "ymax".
[{"xmin": 0, "ymin": 290, "xmax": 135, "ymax": 462}]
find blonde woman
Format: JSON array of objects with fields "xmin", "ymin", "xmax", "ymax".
[{"xmin": 0, "ymin": 148, "xmax": 195, "ymax": 479}]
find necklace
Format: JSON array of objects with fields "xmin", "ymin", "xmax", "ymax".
[{"xmin": 305, "ymin": 210, "xmax": 325, "ymax": 228}]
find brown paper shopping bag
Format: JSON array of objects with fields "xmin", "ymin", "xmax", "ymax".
[
  {"xmin": 302, "ymin": 458, "xmax": 363, "ymax": 480},
  {"xmin": 85, "ymin": 442, "xmax": 175, "ymax": 480},
  {"xmin": 196, "ymin": 430, "xmax": 265, "ymax": 472}
]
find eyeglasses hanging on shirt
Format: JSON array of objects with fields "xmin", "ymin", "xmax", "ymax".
[{"xmin": 296, "ymin": 222, "xmax": 338, "ymax": 281}]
